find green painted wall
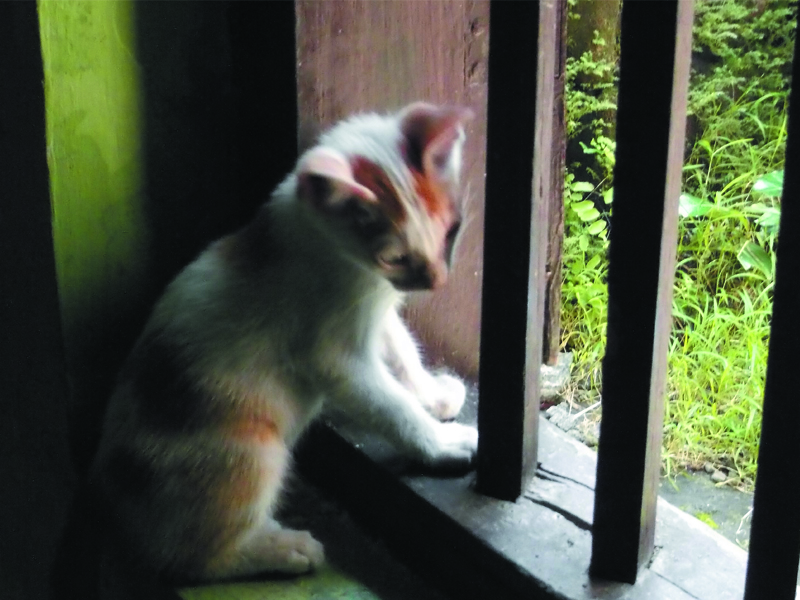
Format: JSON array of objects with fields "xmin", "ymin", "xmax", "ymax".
[
  {"xmin": 38, "ymin": 0, "xmax": 152, "ymax": 465},
  {"xmin": 36, "ymin": 0, "xmax": 298, "ymax": 471}
]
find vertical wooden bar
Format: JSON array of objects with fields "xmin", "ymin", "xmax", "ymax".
[
  {"xmin": 476, "ymin": 0, "xmax": 555, "ymax": 500},
  {"xmin": 743, "ymin": 19, "xmax": 800, "ymax": 600},
  {"xmin": 590, "ymin": 0, "xmax": 693, "ymax": 583},
  {"xmin": 542, "ymin": 0, "xmax": 568, "ymax": 367}
]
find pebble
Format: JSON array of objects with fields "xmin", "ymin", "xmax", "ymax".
[
  {"xmin": 711, "ymin": 469, "xmax": 728, "ymax": 483},
  {"xmin": 704, "ymin": 462, "xmax": 716, "ymax": 474}
]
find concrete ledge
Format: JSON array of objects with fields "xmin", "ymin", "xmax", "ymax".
[
  {"xmin": 300, "ymin": 389, "xmax": 762, "ymax": 600},
  {"xmin": 536, "ymin": 416, "xmax": 748, "ymax": 599}
]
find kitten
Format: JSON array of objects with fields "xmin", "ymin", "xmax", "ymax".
[{"xmin": 90, "ymin": 102, "xmax": 477, "ymax": 582}]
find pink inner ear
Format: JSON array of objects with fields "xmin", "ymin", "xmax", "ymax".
[
  {"xmin": 399, "ymin": 103, "xmax": 473, "ymax": 172},
  {"xmin": 297, "ymin": 147, "xmax": 377, "ymax": 205}
]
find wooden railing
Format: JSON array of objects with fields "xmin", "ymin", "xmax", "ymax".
[{"xmin": 474, "ymin": 0, "xmax": 800, "ymax": 596}]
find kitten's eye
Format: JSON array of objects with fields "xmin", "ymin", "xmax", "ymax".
[
  {"xmin": 379, "ymin": 252, "xmax": 412, "ymax": 268},
  {"xmin": 345, "ymin": 200, "xmax": 375, "ymax": 225}
]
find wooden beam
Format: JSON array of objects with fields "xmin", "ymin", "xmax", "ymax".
[
  {"xmin": 590, "ymin": 0, "xmax": 693, "ymax": 583},
  {"xmin": 476, "ymin": 0, "xmax": 555, "ymax": 500},
  {"xmin": 743, "ymin": 11, "xmax": 800, "ymax": 598},
  {"xmin": 542, "ymin": 0, "xmax": 568, "ymax": 367}
]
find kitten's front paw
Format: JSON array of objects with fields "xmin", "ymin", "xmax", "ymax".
[
  {"xmin": 420, "ymin": 373, "xmax": 467, "ymax": 421},
  {"xmin": 426, "ymin": 422, "xmax": 478, "ymax": 470},
  {"xmin": 269, "ymin": 529, "xmax": 326, "ymax": 574}
]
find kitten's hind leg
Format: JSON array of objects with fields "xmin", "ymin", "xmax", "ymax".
[{"xmin": 205, "ymin": 518, "xmax": 325, "ymax": 579}]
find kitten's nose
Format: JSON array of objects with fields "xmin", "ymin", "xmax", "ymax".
[{"xmin": 417, "ymin": 262, "xmax": 447, "ymax": 290}]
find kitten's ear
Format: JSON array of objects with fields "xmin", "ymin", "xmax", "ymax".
[
  {"xmin": 399, "ymin": 102, "xmax": 473, "ymax": 175},
  {"xmin": 296, "ymin": 147, "xmax": 377, "ymax": 208}
]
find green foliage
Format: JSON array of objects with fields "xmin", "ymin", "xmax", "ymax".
[
  {"xmin": 665, "ymin": 166, "xmax": 783, "ymax": 485},
  {"xmin": 565, "ymin": 36, "xmax": 618, "ymax": 141},
  {"xmin": 691, "ymin": 0, "xmax": 795, "ymax": 102},
  {"xmin": 562, "ymin": 0, "xmax": 619, "ymax": 395},
  {"xmin": 561, "ymin": 0, "xmax": 796, "ymax": 488},
  {"xmin": 679, "ymin": 168, "xmax": 782, "ymax": 281},
  {"xmin": 656, "ymin": 0, "xmax": 794, "ymax": 486},
  {"xmin": 562, "ymin": 174, "xmax": 612, "ymax": 390}
]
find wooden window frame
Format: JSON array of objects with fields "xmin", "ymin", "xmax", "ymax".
[{"xmin": 11, "ymin": 0, "xmax": 798, "ymax": 597}]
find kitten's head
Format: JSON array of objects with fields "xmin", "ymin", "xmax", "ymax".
[{"xmin": 295, "ymin": 102, "xmax": 472, "ymax": 291}]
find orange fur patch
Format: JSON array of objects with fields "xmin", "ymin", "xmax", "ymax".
[
  {"xmin": 225, "ymin": 414, "xmax": 279, "ymax": 445},
  {"xmin": 351, "ymin": 157, "xmax": 406, "ymax": 225},
  {"xmin": 411, "ymin": 169, "xmax": 453, "ymax": 220}
]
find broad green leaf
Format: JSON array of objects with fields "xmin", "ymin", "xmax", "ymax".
[
  {"xmin": 603, "ymin": 187, "xmax": 614, "ymax": 205},
  {"xmin": 679, "ymin": 193, "xmax": 714, "ymax": 218},
  {"xmin": 586, "ymin": 254, "xmax": 601, "ymax": 271},
  {"xmin": 571, "ymin": 181, "xmax": 595, "ymax": 193},
  {"xmin": 577, "ymin": 207, "xmax": 601, "ymax": 222},
  {"xmin": 745, "ymin": 202, "xmax": 769, "ymax": 215},
  {"xmin": 737, "ymin": 242, "xmax": 773, "ymax": 278},
  {"xmin": 752, "ymin": 170, "xmax": 783, "ymax": 197},
  {"xmin": 572, "ymin": 200, "xmax": 596, "ymax": 212},
  {"xmin": 579, "ymin": 235, "xmax": 589, "ymax": 251},
  {"xmin": 756, "ymin": 207, "xmax": 781, "ymax": 233},
  {"xmin": 587, "ymin": 220, "xmax": 607, "ymax": 235}
]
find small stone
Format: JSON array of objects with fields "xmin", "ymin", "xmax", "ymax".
[
  {"xmin": 704, "ymin": 462, "xmax": 715, "ymax": 474},
  {"xmin": 711, "ymin": 469, "xmax": 727, "ymax": 483},
  {"xmin": 545, "ymin": 404, "xmax": 577, "ymax": 431},
  {"xmin": 540, "ymin": 352, "xmax": 573, "ymax": 398}
]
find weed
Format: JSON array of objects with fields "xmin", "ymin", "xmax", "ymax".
[{"xmin": 561, "ymin": 0, "xmax": 796, "ymax": 489}]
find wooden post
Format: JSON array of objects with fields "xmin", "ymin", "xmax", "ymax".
[
  {"xmin": 743, "ymin": 11, "xmax": 800, "ymax": 598},
  {"xmin": 590, "ymin": 0, "xmax": 693, "ymax": 583},
  {"xmin": 476, "ymin": 0, "xmax": 555, "ymax": 501},
  {"xmin": 542, "ymin": 0, "xmax": 568, "ymax": 367}
]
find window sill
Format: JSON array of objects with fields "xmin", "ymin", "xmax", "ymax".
[{"xmin": 296, "ymin": 389, "xmax": 751, "ymax": 600}]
